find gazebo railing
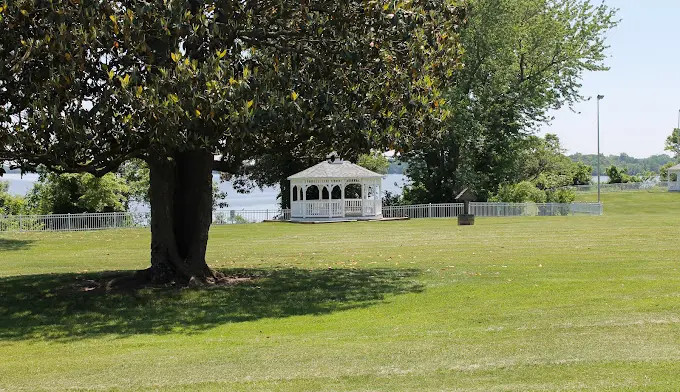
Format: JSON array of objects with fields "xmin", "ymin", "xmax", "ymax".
[
  {"xmin": 382, "ymin": 203, "xmax": 464, "ymax": 219},
  {"xmin": 669, "ymin": 182, "xmax": 680, "ymax": 191},
  {"xmin": 290, "ymin": 199, "xmax": 382, "ymax": 218},
  {"xmin": 344, "ymin": 199, "xmax": 362, "ymax": 216},
  {"xmin": 300, "ymin": 200, "xmax": 343, "ymax": 218}
]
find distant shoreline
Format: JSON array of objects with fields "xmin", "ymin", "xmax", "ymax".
[{"xmin": 2, "ymin": 173, "xmax": 409, "ymax": 212}]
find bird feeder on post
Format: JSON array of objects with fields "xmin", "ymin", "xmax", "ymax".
[{"xmin": 455, "ymin": 188, "xmax": 476, "ymax": 226}]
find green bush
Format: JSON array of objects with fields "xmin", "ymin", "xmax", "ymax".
[
  {"xmin": 546, "ymin": 188, "xmax": 576, "ymax": 203},
  {"xmin": 605, "ymin": 165, "xmax": 643, "ymax": 184},
  {"xmin": 491, "ymin": 181, "xmax": 547, "ymax": 203},
  {"xmin": 0, "ymin": 181, "xmax": 29, "ymax": 215}
]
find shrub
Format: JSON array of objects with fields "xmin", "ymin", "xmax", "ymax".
[{"xmin": 491, "ymin": 182, "xmax": 547, "ymax": 203}]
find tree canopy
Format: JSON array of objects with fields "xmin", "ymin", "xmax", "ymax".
[
  {"xmin": 357, "ymin": 152, "xmax": 390, "ymax": 175},
  {"xmin": 1, "ymin": 1, "xmax": 463, "ymax": 173}
]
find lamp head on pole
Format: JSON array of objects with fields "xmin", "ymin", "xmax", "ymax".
[{"xmin": 597, "ymin": 95, "xmax": 604, "ymax": 100}]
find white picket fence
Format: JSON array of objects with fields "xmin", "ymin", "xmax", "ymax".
[
  {"xmin": 0, "ymin": 202, "xmax": 602, "ymax": 233},
  {"xmin": 469, "ymin": 202, "xmax": 602, "ymax": 217},
  {"xmin": 0, "ymin": 212, "xmax": 152, "ymax": 232},
  {"xmin": 382, "ymin": 203, "xmax": 465, "ymax": 219}
]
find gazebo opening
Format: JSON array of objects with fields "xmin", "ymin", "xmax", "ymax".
[
  {"xmin": 306, "ymin": 185, "xmax": 320, "ymax": 200},
  {"xmin": 288, "ymin": 152, "xmax": 384, "ymax": 221},
  {"xmin": 345, "ymin": 183, "xmax": 362, "ymax": 199}
]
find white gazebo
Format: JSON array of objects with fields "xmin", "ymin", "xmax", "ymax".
[
  {"xmin": 668, "ymin": 164, "xmax": 680, "ymax": 192},
  {"xmin": 288, "ymin": 152, "xmax": 383, "ymax": 221}
]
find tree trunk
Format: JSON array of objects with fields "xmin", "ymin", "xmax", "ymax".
[
  {"xmin": 145, "ymin": 149, "xmax": 217, "ymax": 284},
  {"xmin": 279, "ymin": 179, "xmax": 290, "ymax": 210}
]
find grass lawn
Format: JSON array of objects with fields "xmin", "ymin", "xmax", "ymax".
[{"xmin": 1, "ymin": 191, "xmax": 679, "ymax": 391}]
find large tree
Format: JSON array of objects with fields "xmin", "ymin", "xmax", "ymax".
[
  {"xmin": 665, "ymin": 129, "xmax": 680, "ymax": 160},
  {"xmin": 0, "ymin": 1, "xmax": 464, "ymax": 283},
  {"xmin": 401, "ymin": 0, "xmax": 617, "ymax": 202}
]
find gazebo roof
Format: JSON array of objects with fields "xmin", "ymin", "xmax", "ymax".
[
  {"xmin": 288, "ymin": 154, "xmax": 383, "ymax": 180},
  {"xmin": 667, "ymin": 163, "xmax": 680, "ymax": 172}
]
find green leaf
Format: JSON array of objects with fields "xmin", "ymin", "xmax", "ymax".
[
  {"xmin": 167, "ymin": 93, "xmax": 179, "ymax": 104},
  {"xmin": 118, "ymin": 74, "xmax": 130, "ymax": 89},
  {"xmin": 171, "ymin": 52, "xmax": 181, "ymax": 62},
  {"xmin": 216, "ymin": 49, "xmax": 227, "ymax": 59},
  {"xmin": 291, "ymin": 91, "xmax": 298, "ymax": 101},
  {"xmin": 247, "ymin": 100, "xmax": 254, "ymax": 109}
]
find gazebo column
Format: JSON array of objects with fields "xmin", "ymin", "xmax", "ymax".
[
  {"xmin": 341, "ymin": 182, "xmax": 346, "ymax": 217},
  {"xmin": 326, "ymin": 184, "xmax": 332, "ymax": 219},
  {"xmin": 302, "ymin": 185, "xmax": 307, "ymax": 219},
  {"xmin": 374, "ymin": 180, "xmax": 381, "ymax": 216},
  {"xmin": 361, "ymin": 180, "xmax": 367, "ymax": 217}
]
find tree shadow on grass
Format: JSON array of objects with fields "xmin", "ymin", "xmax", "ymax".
[
  {"xmin": 0, "ymin": 238, "xmax": 35, "ymax": 251},
  {"xmin": 0, "ymin": 267, "xmax": 423, "ymax": 341}
]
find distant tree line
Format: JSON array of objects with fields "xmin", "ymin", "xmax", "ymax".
[{"xmin": 569, "ymin": 153, "xmax": 674, "ymax": 176}]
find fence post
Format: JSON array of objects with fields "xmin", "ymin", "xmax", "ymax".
[
  {"xmin": 19, "ymin": 215, "xmax": 23, "ymax": 232},
  {"xmin": 428, "ymin": 203, "xmax": 432, "ymax": 218},
  {"xmin": 266, "ymin": 209, "xmax": 269, "ymax": 221},
  {"xmin": 67, "ymin": 213, "xmax": 71, "ymax": 231}
]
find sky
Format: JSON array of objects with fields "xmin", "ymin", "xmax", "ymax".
[{"xmin": 539, "ymin": 0, "xmax": 680, "ymax": 158}]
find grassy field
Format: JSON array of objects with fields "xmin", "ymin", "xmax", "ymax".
[{"xmin": 1, "ymin": 191, "xmax": 679, "ymax": 391}]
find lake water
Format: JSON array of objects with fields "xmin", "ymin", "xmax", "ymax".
[{"xmin": 2, "ymin": 173, "xmax": 409, "ymax": 212}]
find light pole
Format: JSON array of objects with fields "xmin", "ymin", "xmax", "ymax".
[{"xmin": 597, "ymin": 95, "xmax": 604, "ymax": 204}]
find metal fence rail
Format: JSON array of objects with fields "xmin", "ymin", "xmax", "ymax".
[
  {"xmin": 382, "ymin": 203, "xmax": 464, "ymax": 219},
  {"xmin": 567, "ymin": 182, "xmax": 668, "ymax": 193},
  {"xmin": 0, "ymin": 202, "xmax": 601, "ymax": 233},
  {"xmin": 470, "ymin": 202, "xmax": 602, "ymax": 217},
  {"xmin": 212, "ymin": 209, "xmax": 290, "ymax": 224},
  {"xmin": 0, "ymin": 212, "xmax": 152, "ymax": 232}
]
